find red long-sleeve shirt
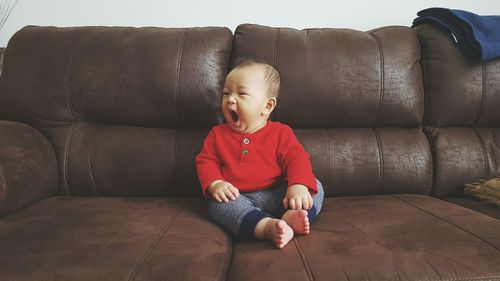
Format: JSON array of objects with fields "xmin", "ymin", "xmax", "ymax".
[{"xmin": 196, "ymin": 121, "xmax": 317, "ymax": 197}]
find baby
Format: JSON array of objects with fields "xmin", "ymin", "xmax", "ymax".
[{"xmin": 196, "ymin": 60, "xmax": 324, "ymax": 248}]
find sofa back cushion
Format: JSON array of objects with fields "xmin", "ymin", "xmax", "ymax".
[
  {"xmin": 230, "ymin": 24, "xmax": 432, "ymax": 197},
  {"xmin": 0, "ymin": 26, "xmax": 232, "ymax": 196},
  {"xmin": 415, "ymin": 24, "xmax": 500, "ymax": 197}
]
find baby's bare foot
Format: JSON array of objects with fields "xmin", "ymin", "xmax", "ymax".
[
  {"xmin": 265, "ymin": 219, "xmax": 293, "ymax": 249},
  {"xmin": 282, "ymin": 209, "xmax": 310, "ymax": 235}
]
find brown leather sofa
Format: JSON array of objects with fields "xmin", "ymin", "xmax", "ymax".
[{"xmin": 0, "ymin": 23, "xmax": 499, "ymax": 281}]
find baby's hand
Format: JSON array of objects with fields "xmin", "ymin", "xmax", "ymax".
[
  {"xmin": 207, "ymin": 180, "xmax": 240, "ymax": 203},
  {"xmin": 283, "ymin": 184, "xmax": 313, "ymax": 210}
]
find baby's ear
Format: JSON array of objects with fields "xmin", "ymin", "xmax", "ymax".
[{"xmin": 263, "ymin": 97, "xmax": 277, "ymax": 115}]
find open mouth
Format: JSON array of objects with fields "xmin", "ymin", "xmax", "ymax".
[{"xmin": 230, "ymin": 110, "xmax": 239, "ymax": 123}]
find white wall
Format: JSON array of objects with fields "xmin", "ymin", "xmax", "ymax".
[{"xmin": 1, "ymin": 0, "xmax": 500, "ymax": 47}]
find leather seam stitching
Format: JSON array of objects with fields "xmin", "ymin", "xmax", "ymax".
[
  {"xmin": 172, "ymin": 129, "xmax": 179, "ymax": 191},
  {"xmin": 273, "ymin": 28, "xmax": 279, "ymax": 68},
  {"xmin": 328, "ymin": 130, "xmax": 333, "ymax": 197},
  {"xmin": 63, "ymin": 123, "xmax": 75, "ymax": 195},
  {"xmin": 423, "ymin": 128, "xmax": 435, "ymax": 196},
  {"xmin": 66, "ymin": 27, "xmax": 91, "ymax": 122},
  {"xmin": 391, "ymin": 195, "xmax": 499, "ymax": 252},
  {"xmin": 175, "ymin": 29, "xmax": 187, "ymax": 125},
  {"xmin": 472, "ymin": 128, "xmax": 489, "ymax": 178},
  {"xmin": 293, "ymin": 239, "xmax": 314, "ymax": 281},
  {"xmin": 473, "ymin": 64, "xmax": 486, "ymax": 126},
  {"xmin": 424, "ymin": 260, "xmax": 443, "ymax": 280},
  {"xmin": 271, "ymin": 28, "xmax": 280, "ymax": 121},
  {"xmin": 373, "ymin": 128, "xmax": 384, "ymax": 194},
  {"xmin": 128, "ymin": 208, "xmax": 183, "ymax": 281},
  {"xmin": 368, "ymin": 31, "xmax": 384, "ymax": 126},
  {"xmin": 427, "ymin": 277, "xmax": 500, "ymax": 281},
  {"xmin": 88, "ymin": 152, "xmax": 97, "ymax": 195},
  {"xmin": 219, "ymin": 234, "xmax": 233, "ymax": 281},
  {"xmin": 417, "ymin": 31, "xmax": 431, "ymax": 125}
]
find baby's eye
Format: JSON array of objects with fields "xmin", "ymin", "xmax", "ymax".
[
  {"xmin": 239, "ymin": 92, "xmax": 249, "ymax": 96},
  {"xmin": 223, "ymin": 92, "xmax": 229, "ymax": 96}
]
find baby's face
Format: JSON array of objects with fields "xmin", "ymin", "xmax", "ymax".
[{"xmin": 222, "ymin": 65, "xmax": 273, "ymax": 134}]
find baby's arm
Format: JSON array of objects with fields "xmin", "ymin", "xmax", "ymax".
[
  {"xmin": 206, "ymin": 180, "xmax": 240, "ymax": 203},
  {"xmin": 196, "ymin": 129, "xmax": 230, "ymax": 198},
  {"xmin": 277, "ymin": 125, "xmax": 317, "ymax": 210},
  {"xmin": 283, "ymin": 184, "xmax": 313, "ymax": 210}
]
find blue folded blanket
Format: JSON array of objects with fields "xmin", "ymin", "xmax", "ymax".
[{"xmin": 413, "ymin": 8, "xmax": 500, "ymax": 63}]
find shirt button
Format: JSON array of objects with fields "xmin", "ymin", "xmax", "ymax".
[
  {"xmin": 242, "ymin": 149, "xmax": 248, "ymax": 155},
  {"xmin": 243, "ymin": 138, "xmax": 250, "ymax": 144}
]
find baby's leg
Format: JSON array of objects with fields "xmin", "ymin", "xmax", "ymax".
[
  {"xmin": 282, "ymin": 179, "xmax": 325, "ymax": 235},
  {"xmin": 207, "ymin": 194, "xmax": 264, "ymax": 239},
  {"xmin": 254, "ymin": 218, "xmax": 293, "ymax": 249},
  {"xmin": 208, "ymin": 196, "xmax": 294, "ymax": 248},
  {"xmin": 307, "ymin": 179, "xmax": 325, "ymax": 222}
]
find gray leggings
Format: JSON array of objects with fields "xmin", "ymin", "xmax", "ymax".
[{"xmin": 207, "ymin": 179, "xmax": 324, "ymax": 240}]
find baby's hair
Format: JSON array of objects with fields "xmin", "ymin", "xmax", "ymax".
[{"xmin": 232, "ymin": 59, "xmax": 281, "ymax": 99}]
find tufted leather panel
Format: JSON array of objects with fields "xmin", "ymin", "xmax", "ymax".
[
  {"xmin": 426, "ymin": 127, "xmax": 500, "ymax": 198},
  {"xmin": 415, "ymin": 24, "xmax": 500, "ymax": 127},
  {"xmin": 230, "ymin": 24, "xmax": 424, "ymax": 128},
  {"xmin": 230, "ymin": 24, "xmax": 430, "ymax": 196},
  {"xmin": 295, "ymin": 128, "xmax": 432, "ymax": 197},
  {"xmin": 0, "ymin": 26, "xmax": 232, "ymax": 196},
  {"xmin": 40, "ymin": 124, "xmax": 208, "ymax": 196},
  {"xmin": 416, "ymin": 24, "xmax": 500, "ymax": 197},
  {"xmin": 0, "ymin": 25, "xmax": 230, "ymax": 128}
]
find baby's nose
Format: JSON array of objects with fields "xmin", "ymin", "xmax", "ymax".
[{"xmin": 227, "ymin": 96, "xmax": 236, "ymax": 104}]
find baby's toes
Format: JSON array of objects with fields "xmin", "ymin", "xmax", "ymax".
[{"xmin": 275, "ymin": 220, "xmax": 287, "ymax": 233}]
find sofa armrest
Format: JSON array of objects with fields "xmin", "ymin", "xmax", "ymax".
[{"xmin": 0, "ymin": 120, "xmax": 58, "ymax": 217}]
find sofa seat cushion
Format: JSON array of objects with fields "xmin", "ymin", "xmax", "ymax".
[
  {"xmin": 0, "ymin": 197, "xmax": 231, "ymax": 281},
  {"xmin": 446, "ymin": 196, "xmax": 500, "ymax": 220},
  {"xmin": 227, "ymin": 195, "xmax": 500, "ymax": 281}
]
